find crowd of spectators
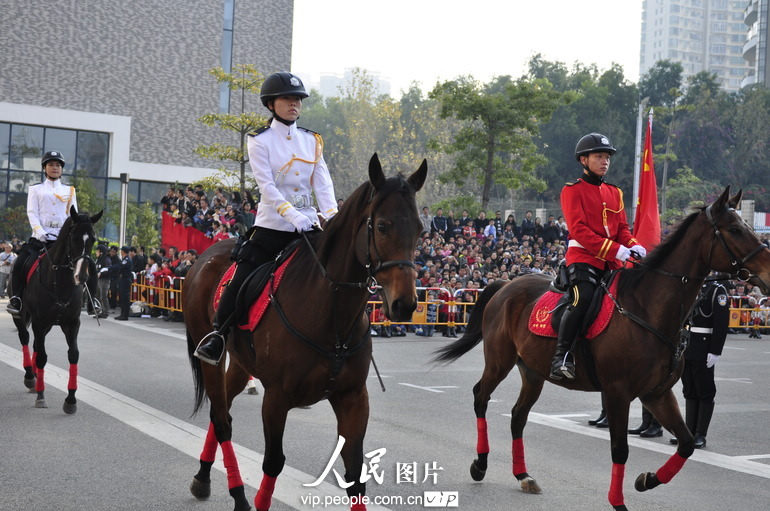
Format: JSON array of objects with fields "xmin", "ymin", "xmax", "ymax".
[{"xmin": 160, "ymin": 185, "xmax": 257, "ymax": 240}]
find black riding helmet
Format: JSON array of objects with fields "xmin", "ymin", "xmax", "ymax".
[
  {"xmin": 574, "ymin": 133, "xmax": 616, "ymax": 161},
  {"xmin": 260, "ymin": 72, "xmax": 308, "ymax": 107},
  {"xmin": 41, "ymin": 150, "xmax": 66, "ymax": 168}
]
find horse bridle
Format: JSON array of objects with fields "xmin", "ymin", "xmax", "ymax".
[
  {"xmin": 705, "ymin": 203, "xmax": 767, "ymax": 283},
  {"xmin": 364, "ymin": 216, "xmax": 416, "ymax": 291}
]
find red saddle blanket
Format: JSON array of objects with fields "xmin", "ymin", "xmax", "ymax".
[
  {"xmin": 213, "ymin": 250, "xmax": 298, "ymax": 332},
  {"xmin": 528, "ymin": 277, "xmax": 619, "ymax": 339}
]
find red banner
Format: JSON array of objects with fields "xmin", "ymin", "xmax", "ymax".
[
  {"xmin": 161, "ymin": 212, "xmax": 215, "ymax": 254},
  {"xmin": 633, "ymin": 111, "xmax": 661, "ymax": 250}
]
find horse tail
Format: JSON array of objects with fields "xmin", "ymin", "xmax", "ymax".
[
  {"xmin": 186, "ymin": 330, "xmax": 207, "ymax": 415},
  {"xmin": 432, "ymin": 279, "xmax": 507, "ymax": 364}
]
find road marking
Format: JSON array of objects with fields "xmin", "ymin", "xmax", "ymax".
[
  {"xmin": 735, "ymin": 454, "xmax": 770, "ymax": 461},
  {"xmin": 715, "ymin": 377, "xmax": 752, "ymax": 384},
  {"xmin": 502, "ymin": 412, "xmax": 770, "ymax": 480},
  {"xmin": 398, "ymin": 383, "xmax": 458, "ymax": 393},
  {"xmin": 723, "ymin": 346, "xmax": 746, "ymax": 350},
  {"xmin": 0, "ymin": 343, "xmax": 390, "ymax": 511}
]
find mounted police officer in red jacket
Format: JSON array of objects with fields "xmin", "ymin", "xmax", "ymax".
[{"xmin": 551, "ymin": 133, "xmax": 647, "ymax": 380}]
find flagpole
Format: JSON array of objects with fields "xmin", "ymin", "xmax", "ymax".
[{"xmin": 631, "ymin": 97, "xmax": 649, "ymax": 226}]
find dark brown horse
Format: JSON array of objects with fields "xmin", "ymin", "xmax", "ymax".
[
  {"xmin": 12, "ymin": 207, "xmax": 102, "ymax": 413},
  {"xmin": 184, "ymin": 154, "xmax": 426, "ymax": 511},
  {"xmin": 434, "ymin": 187, "xmax": 770, "ymax": 510}
]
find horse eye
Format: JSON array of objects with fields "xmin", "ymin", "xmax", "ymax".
[
  {"xmin": 728, "ymin": 226, "xmax": 742, "ymax": 235},
  {"xmin": 377, "ymin": 222, "xmax": 388, "ymax": 233}
]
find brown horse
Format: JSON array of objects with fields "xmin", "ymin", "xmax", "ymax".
[
  {"xmin": 434, "ymin": 187, "xmax": 770, "ymax": 510},
  {"xmin": 184, "ymin": 154, "xmax": 426, "ymax": 511}
]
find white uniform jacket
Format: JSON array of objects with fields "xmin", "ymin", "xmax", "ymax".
[
  {"xmin": 247, "ymin": 119, "xmax": 337, "ymax": 232},
  {"xmin": 27, "ymin": 179, "xmax": 78, "ymax": 241}
]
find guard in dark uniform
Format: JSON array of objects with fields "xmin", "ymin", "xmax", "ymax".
[
  {"xmin": 551, "ymin": 133, "xmax": 647, "ymax": 380},
  {"xmin": 194, "ymin": 72, "xmax": 337, "ymax": 365},
  {"xmin": 671, "ymin": 280, "xmax": 729, "ymax": 449},
  {"xmin": 110, "ymin": 246, "xmax": 133, "ymax": 321}
]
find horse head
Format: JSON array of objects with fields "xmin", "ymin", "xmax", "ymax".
[
  {"xmin": 362, "ymin": 153, "xmax": 427, "ymax": 321},
  {"xmin": 704, "ymin": 186, "xmax": 770, "ymax": 293},
  {"xmin": 61, "ymin": 206, "xmax": 103, "ymax": 286}
]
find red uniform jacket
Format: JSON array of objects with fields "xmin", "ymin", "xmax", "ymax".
[{"xmin": 561, "ymin": 176, "xmax": 638, "ymax": 271}]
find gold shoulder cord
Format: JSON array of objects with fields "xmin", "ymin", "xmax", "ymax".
[{"xmin": 275, "ymin": 133, "xmax": 323, "ymax": 184}]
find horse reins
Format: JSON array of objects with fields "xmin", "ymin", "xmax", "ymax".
[{"xmin": 269, "ymin": 193, "xmax": 416, "ymax": 394}]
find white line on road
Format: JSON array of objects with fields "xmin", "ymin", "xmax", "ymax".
[
  {"xmin": 503, "ymin": 412, "xmax": 770, "ymax": 480},
  {"xmin": 0, "ymin": 343, "xmax": 390, "ymax": 511},
  {"xmin": 397, "ymin": 383, "xmax": 458, "ymax": 393}
]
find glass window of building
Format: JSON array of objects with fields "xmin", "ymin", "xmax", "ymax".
[
  {"xmin": 0, "ymin": 122, "xmax": 10, "ymax": 169},
  {"xmin": 76, "ymin": 131, "xmax": 109, "ymax": 177},
  {"xmin": 44, "ymin": 128, "xmax": 77, "ymax": 174},
  {"xmin": 8, "ymin": 170, "xmax": 41, "ymax": 193},
  {"xmin": 9, "ymin": 125, "xmax": 43, "ymax": 171}
]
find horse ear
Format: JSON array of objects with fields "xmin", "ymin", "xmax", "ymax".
[
  {"xmin": 91, "ymin": 210, "xmax": 104, "ymax": 224},
  {"xmin": 70, "ymin": 205, "xmax": 78, "ymax": 220},
  {"xmin": 728, "ymin": 189, "xmax": 743, "ymax": 209},
  {"xmin": 368, "ymin": 153, "xmax": 386, "ymax": 191},
  {"xmin": 713, "ymin": 186, "xmax": 731, "ymax": 212},
  {"xmin": 408, "ymin": 159, "xmax": 428, "ymax": 192}
]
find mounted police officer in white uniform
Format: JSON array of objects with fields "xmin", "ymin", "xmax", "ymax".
[
  {"xmin": 195, "ymin": 72, "xmax": 338, "ymax": 365},
  {"xmin": 7, "ymin": 151, "xmax": 78, "ymax": 315}
]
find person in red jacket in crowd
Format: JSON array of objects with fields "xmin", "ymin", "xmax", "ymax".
[{"xmin": 551, "ymin": 133, "xmax": 647, "ymax": 380}]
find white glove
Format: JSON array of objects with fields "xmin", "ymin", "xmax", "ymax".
[
  {"xmin": 615, "ymin": 245, "xmax": 632, "ymax": 262},
  {"xmin": 99, "ymin": 268, "xmax": 109, "ymax": 274},
  {"xmin": 706, "ymin": 353, "xmax": 720, "ymax": 369},
  {"xmin": 630, "ymin": 245, "xmax": 647, "ymax": 259},
  {"xmin": 33, "ymin": 228, "xmax": 47, "ymax": 242},
  {"xmin": 283, "ymin": 206, "xmax": 314, "ymax": 232}
]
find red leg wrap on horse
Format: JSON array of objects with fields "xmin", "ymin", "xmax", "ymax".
[
  {"xmin": 220, "ymin": 441, "xmax": 244, "ymax": 489},
  {"xmin": 200, "ymin": 423, "xmax": 218, "ymax": 463},
  {"xmin": 608, "ymin": 463, "xmax": 625, "ymax": 507},
  {"xmin": 476, "ymin": 418, "xmax": 489, "ymax": 454},
  {"xmin": 22, "ymin": 345, "xmax": 32, "ymax": 368},
  {"xmin": 68, "ymin": 364, "xmax": 77, "ymax": 391},
  {"xmin": 512, "ymin": 438, "xmax": 527, "ymax": 476},
  {"xmin": 32, "ymin": 351, "xmax": 37, "ymax": 367},
  {"xmin": 350, "ymin": 499, "xmax": 367, "ymax": 511},
  {"xmin": 35, "ymin": 368, "xmax": 44, "ymax": 392},
  {"xmin": 656, "ymin": 452, "xmax": 687, "ymax": 484},
  {"xmin": 254, "ymin": 474, "xmax": 277, "ymax": 511}
]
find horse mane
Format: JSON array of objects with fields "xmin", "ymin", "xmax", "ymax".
[
  {"xmin": 316, "ymin": 173, "xmax": 416, "ymax": 264},
  {"xmin": 618, "ymin": 208, "xmax": 702, "ymax": 294}
]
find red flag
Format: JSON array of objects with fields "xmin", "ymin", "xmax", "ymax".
[{"xmin": 633, "ymin": 110, "xmax": 661, "ymax": 250}]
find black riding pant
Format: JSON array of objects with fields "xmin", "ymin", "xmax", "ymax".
[
  {"xmin": 559, "ymin": 263, "xmax": 604, "ymax": 346},
  {"xmin": 681, "ymin": 360, "xmax": 716, "ymax": 401},
  {"xmin": 213, "ymin": 227, "xmax": 301, "ymax": 329},
  {"xmin": 10, "ymin": 238, "xmax": 47, "ymax": 298}
]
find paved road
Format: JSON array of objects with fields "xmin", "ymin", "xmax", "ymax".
[{"xmin": 1, "ymin": 306, "xmax": 769, "ymax": 511}]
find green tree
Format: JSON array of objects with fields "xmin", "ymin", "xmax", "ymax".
[
  {"xmin": 195, "ymin": 64, "xmax": 268, "ymax": 197},
  {"xmin": 638, "ymin": 60, "xmax": 683, "ymax": 108},
  {"xmin": 0, "ymin": 205, "xmax": 29, "ymax": 239},
  {"xmin": 429, "ymin": 75, "xmax": 564, "ymax": 210},
  {"xmin": 105, "ymin": 194, "xmax": 159, "ymax": 250},
  {"xmin": 70, "ymin": 169, "xmax": 103, "ymax": 215}
]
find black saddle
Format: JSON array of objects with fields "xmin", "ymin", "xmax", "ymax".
[
  {"xmin": 548, "ymin": 270, "xmax": 618, "ymax": 336},
  {"xmin": 232, "ymin": 238, "xmax": 303, "ymax": 328}
]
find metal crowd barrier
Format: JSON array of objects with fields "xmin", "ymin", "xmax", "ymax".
[{"xmin": 122, "ymin": 281, "xmax": 770, "ymax": 334}]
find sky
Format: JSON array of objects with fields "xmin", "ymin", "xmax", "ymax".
[{"xmin": 292, "ymin": 0, "xmax": 644, "ymax": 97}]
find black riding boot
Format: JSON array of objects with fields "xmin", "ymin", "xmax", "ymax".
[
  {"xmin": 6, "ymin": 251, "xmax": 30, "ymax": 315},
  {"xmin": 193, "ymin": 266, "xmax": 245, "ymax": 366},
  {"xmin": 550, "ymin": 308, "xmax": 580, "ymax": 380},
  {"xmin": 694, "ymin": 400, "xmax": 715, "ymax": 449}
]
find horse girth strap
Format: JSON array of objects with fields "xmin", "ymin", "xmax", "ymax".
[{"xmin": 268, "ymin": 281, "xmax": 369, "ymax": 371}]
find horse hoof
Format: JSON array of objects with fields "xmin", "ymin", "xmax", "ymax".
[
  {"xmin": 24, "ymin": 376, "xmax": 35, "ymax": 389},
  {"xmin": 63, "ymin": 401, "xmax": 77, "ymax": 414},
  {"xmin": 519, "ymin": 476, "xmax": 542, "ymax": 494},
  {"xmin": 613, "ymin": 505, "xmax": 629, "ymax": 511},
  {"xmin": 190, "ymin": 476, "xmax": 211, "ymax": 500},
  {"xmin": 35, "ymin": 398, "xmax": 48, "ymax": 408},
  {"xmin": 634, "ymin": 472, "xmax": 659, "ymax": 492},
  {"xmin": 470, "ymin": 459, "xmax": 486, "ymax": 481}
]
